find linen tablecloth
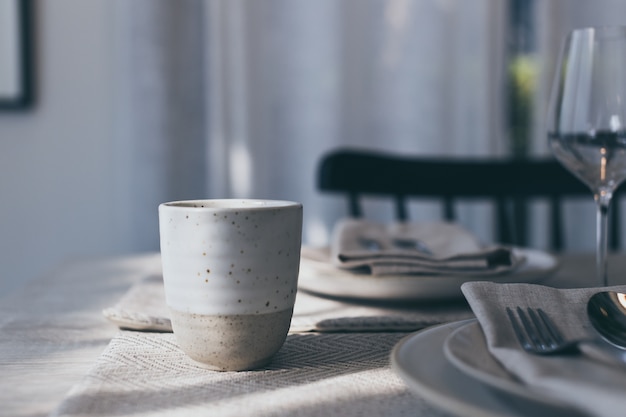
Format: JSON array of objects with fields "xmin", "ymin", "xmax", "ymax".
[{"xmin": 4, "ymin": 251, "xmax": 620, "ymax": 417}]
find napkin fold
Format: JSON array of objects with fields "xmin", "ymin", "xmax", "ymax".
[
  {"xmin": 462, "ymin": 281, "xmax": 626, "ymax": 417},
  {"xmin": 332, "ymin": 219, "xmax": 523, "ymax": 276}
]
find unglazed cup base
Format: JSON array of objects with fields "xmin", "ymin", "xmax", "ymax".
[{"xmin": 169, "ymin": 308, "xmax": 293, "ymax": 371}]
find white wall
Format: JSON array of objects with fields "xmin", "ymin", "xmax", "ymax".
[{"xmin": 0, "ymin": 0, "xmax": 137, "ymax": 296}]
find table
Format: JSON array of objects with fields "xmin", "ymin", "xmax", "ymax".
[{"xmin": 1, "ymin": 251, "xmax": 624, "ymax": 417}]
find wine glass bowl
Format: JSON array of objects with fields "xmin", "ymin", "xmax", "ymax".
[
  {"xmin": 548, "ymin": 26, "xmax": 626, "ymax": 286},
  {"xmin": 549, "ymin": 131, "xmax": 626, "ymax": 195}
]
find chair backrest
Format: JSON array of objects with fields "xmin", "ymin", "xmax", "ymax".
[{"xmin": 317, "ymin": 148, "xmax": 621, "ymax": 251}]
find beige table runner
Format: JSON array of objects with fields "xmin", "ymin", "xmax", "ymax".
[
  {"xmin": 50, "ymin": 330, "xmax": 452, "ymax": 417},
  {"xmin": 52, "ymin": 267, "xmax": 472, "ymax": 417}
]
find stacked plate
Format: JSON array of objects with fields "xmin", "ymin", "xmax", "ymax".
[
  {"xmin": 391, "ymin": 319, "xmax": 589, "ymax": 417},
  {"xmin": 391, "ymin": 319, "xmax": 596, "ymax": 417}
]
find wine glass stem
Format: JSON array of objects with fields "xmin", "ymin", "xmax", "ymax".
[{"xmin": 595, "ymin": 195, "xmax": 611, "ymax": 287}]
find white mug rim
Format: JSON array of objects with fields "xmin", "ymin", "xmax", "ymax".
[{"xmin": 159, "ymin": 199, "xmax": 302, "ymax": 211}]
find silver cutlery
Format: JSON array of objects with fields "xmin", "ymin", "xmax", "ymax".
[
  {"xmin": 358, "ymin": 237, "xmax": 382, "ymax": 251},
  {"xmin": 506, "ymin": 307, "xmax": 580, "ymax": 355},
  {"xmin": 358, "ymin": 237, "xmax": 432, "ymax": 255},
  {"xmin": 587, "ymin": 291, "xmax": 626, "ymax": 350},
  {"xmin": 391, "ymin": 238, "xmax": 433, "ymax": 255}
]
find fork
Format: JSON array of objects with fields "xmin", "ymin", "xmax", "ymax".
[{"xmin": 506, "ymin": 307, "xmax": 580, "ymax": 355}]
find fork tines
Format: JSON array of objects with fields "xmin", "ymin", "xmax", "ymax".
[{"xmin": 506, "ymin": 306, "xmax": 569, "ymax": 354}]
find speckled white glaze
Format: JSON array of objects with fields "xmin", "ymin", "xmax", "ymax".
[
  {"xmin": 158, "ymin": 199, "xmax": 302, "ymax": 370},
  {"xmin": 159, "ymin": 199, "xmax": 303, "ymax": 316}
]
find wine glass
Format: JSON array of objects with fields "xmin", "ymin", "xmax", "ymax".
[{"xmin": 548, "ymin": 26, "xmax": 626, "ymax": 287}]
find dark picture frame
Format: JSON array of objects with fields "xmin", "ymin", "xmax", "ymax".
[{"xmin": 0, "ymin": 0, "xmax": 33, "ymax": 110}]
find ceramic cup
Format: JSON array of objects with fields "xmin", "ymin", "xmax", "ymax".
[{"xmin": 158, "ymin": 199, "xmax": 303, "ymax": 371}]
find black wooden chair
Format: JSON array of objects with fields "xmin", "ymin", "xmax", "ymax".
[{"xmin": 317, "ymin": 148, "xmax": 621, "ymax": 251}]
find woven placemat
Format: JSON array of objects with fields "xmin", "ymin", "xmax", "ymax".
[
  {"xmin": 50, "ymin": 330, "xmax": 451, "ymax": 417},
  {"xmin": 102, "ymin": 275, "xmax": 473, "ymax": 333}
]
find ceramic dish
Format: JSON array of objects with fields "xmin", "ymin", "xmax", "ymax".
[
  {"xmin": 443, "ymin": 320, "xmax": 600, "ymax": 417},
  {"xmin": 391, "ymin": 321, "xmax": 580, "ymax": 417},
  {"xmin": 299, "ymin": 247, "xmax": 558, "ymax": 301},
  {"xmin": 443, "ymin": 320, "xmax": 564, "ymax": 408}
]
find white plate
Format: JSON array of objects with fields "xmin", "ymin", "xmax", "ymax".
[
  {"xmin": 299, "ymin": 247, "xmax": 558, "ymax": 301},
  {"xmin": 391, "ymin": 321, "xmax": 581, "ymax": 417},
  {"xmin": 443, "ymin": 320, "xmax": 588, "ymax": 416}
]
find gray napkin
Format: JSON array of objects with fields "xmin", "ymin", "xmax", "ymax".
[
  {"xmin": 462, "ymin": 281, "xmax": 626, "ymax": 417},
  {"xmin": 332, "ymin": 219, "xmax": 523, "ymax": 276}
]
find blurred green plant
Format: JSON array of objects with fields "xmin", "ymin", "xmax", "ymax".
[{"xmin": 508, "ymin": 54, "xmax": 538, "ymax": 157}]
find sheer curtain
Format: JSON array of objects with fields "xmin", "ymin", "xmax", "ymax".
[
  {"xmin": 204, "ymin": 0, "xmax": 507, "ymax": 245},
  {"xmin": 115, "ymin": 0, "xmax": 206, "ymax": 250},
  {"xmin": 117, "ymin": 0, "xmax": 626, "ymax": 252}
]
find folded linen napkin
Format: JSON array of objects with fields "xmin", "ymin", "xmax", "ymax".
[
  {"xmin": 103, "ymin": 274, "xmax": 474, "ymax": 333},
  {"xmin": 331, "ymin": 219, "xmax": 523, "ymax": 276},
  {"xmin": 462, "ymin": 281, "xmax": 626, "ymax": 417}
]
